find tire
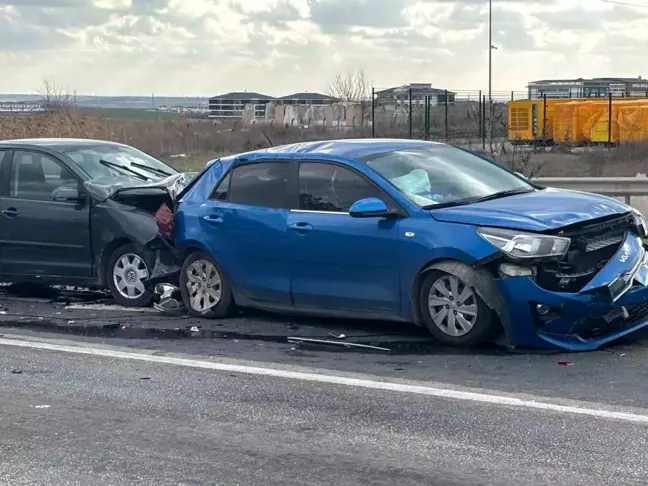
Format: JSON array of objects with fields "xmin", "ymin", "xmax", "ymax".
[
  {"xmin": 106, "ymin": 243, "xmax": 154, "ymax": 308},
  {"xmin": 179, "ymin": 251, "xmax": 236, "ymax": 319},
  {"xmin": 419, "ymin": 270, "xmax": 498, "ymax": 347}
]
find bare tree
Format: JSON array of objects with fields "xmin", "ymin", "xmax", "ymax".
[
  {"xmin": 38, "ymin": 77, "xmax": 74, "ymax": 114},
  {"xmin": 326, "ymin": 69, "xmax": 371, "ymax": 126}
]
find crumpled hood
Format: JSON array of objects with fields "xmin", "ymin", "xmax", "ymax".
[
  {"xmin": 84, "ymin": 172, "xmax": 198, "ymax": 202},
  {"xmin": 430, "ymin": 188, "xmax": 632, "ymax": 232}
]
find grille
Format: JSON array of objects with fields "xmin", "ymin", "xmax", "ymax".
[
  {"xmin": 537, "ymin": 213, "xmax": 633, "ymax": 293},
  {"xmin": 571, "ymin": 303, "xmax": 648, "ymax": 339}
]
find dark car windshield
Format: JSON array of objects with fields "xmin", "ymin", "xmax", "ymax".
[
  {"xmin": 363, "ymin": 145, "xmax": 534, "ymax": 208},
  {"xmin": 62, "ymin": 144, "xmax": 177, "ymax": 181}
]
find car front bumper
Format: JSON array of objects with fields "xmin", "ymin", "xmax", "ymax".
[{"xmin": 496, "ymin": 233, "xmax": 648, "ymax": 351}]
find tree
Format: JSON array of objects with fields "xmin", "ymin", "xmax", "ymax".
[
  {"xmin": 326, "ymin": 69, "xmax": 371, "ymax": 126},
  {"xmin": 38, "ymin": 77, "xmax": 74, "ymax": 114}
]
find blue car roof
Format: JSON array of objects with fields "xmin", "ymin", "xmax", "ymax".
[{"xmin": 220, "ymin": 139, "xmax": 444, "ymax": 163}]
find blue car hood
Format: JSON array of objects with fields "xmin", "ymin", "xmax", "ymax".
[{"xmin": 430, "ymin": 188, "xmax": 631, "ymax": 232}]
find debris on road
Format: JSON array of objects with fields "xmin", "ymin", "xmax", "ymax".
[
  {"xmin": 153, "ymin": 283, "xmax": 184, "ymax": 315},
  {"xmin": 33, "ymin": 405, "xmax": 50, "ymax": 409},
  {"xmin": 11, "ymin": 369, "xmax": 22, "ymax": 374},
  {"xmin": 328, "ymin": 333, "xmax": 346, "ymax": 340},
  {"xmin": 189, "ymin": 326, "xmax": 200, "ymax": 333},
  {"xmin": 558, "ymin": 361, "xmax": 575, "ymax": 367},
  {"xmin": 287, "ymin": 337, "xmax": 391, "ymax": 352}
]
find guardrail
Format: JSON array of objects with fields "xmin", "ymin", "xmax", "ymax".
[{"xmin": 534, "ymin": 177, "xmax": 648, "ymax": 205}]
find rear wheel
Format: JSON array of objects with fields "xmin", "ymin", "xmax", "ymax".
[
  {"xmin": 180, "ymin": 251, "xmax": 236, "ymax": 319},
  {"xmin": 420, "ymin": 270, "xmax": 497, "ymax": 347}
]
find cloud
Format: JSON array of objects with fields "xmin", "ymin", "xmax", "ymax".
[{"xmin": 0, "ymin": 0, "xmax": 646, "ymax": 96}]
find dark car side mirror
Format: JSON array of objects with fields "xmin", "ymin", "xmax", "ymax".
[
  {"xmin": 349, "ymin": 198, "xmax": 392, "ymax": 218},
  {"xmin": 51, "ymin": 186, "xmax": 81, "ymax": 202}
]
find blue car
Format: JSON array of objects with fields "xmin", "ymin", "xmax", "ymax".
[{"xmin": 172, "ymin": 139, "xmax": 648, "ymax": 351}]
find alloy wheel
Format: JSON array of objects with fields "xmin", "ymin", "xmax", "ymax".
[{"xmin": 427, "ymin": 275, "xmax": 478, "ymax": 337}]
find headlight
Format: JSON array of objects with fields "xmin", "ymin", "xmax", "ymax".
[
  {"xmin": 477, "ymin": 227, "xmax": 571, "ymax": 260},
  {"xmin": 631, "ymin": 209, "xmax": 647, "ymax": 238}
]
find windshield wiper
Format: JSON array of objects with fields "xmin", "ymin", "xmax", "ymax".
[
  {"xmin": 422, "ymin": 188, "xmax": 534, "ymax": 211},
  {"xmin": 130, "ymin": 161, "xmax": 173, "ymax": 177},
  {"xmin": 99, "ymin": 159, "xmax": 150, "ymax": 181},
  {"xmin": 469, "ymin": 187, "xmax": 535, "ymax": 204}
]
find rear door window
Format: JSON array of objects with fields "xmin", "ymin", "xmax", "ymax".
[{"xmin": 227, "ymin": 163, "xmax": 293, "ymax": 209}]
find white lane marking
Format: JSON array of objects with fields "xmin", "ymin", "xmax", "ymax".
[
  {"xmin": 1, "ymin": 336, "xmax": 648, "ymax": 424},
  {"xmin": 64, "ymin": 304, "xmax": 154, "ymax": 313}
]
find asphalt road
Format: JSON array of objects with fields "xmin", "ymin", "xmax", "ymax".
[{"xmin": 3, "ymin": 287, "xmax": 648, "ymax": 485}]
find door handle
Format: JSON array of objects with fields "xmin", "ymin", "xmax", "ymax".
[
  {"xmin": 203, "ymin": 215, "xmax": 223, "ymax": 224},
  {"xmin": 289, "ymin": 222, "xmax": 313, "ymax": 233},
  {"xmin": 2, "ymin": 207, "xmax": 18, "ymax": 218}
]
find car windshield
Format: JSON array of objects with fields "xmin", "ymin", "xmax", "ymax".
[
  {"xmin": 363, "ymin": 145, "xmax": 534, "ymax": 208},
  {"xmin": 62, "ymin": 144, "xmax": 177, "ymax": 181}
]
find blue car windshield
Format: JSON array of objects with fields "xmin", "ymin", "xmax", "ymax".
[{"xmin": 364, "ymin": 146, "xmax": 533, "ymax": 208}]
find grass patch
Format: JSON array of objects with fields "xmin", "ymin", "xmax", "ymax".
[{"xmin": 76, "ymin": 107, "xmax": 182, "ymax": 121}]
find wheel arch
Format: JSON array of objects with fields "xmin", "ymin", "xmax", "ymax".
[
  {"xmin": 410, "ymin": 259, "xmax": 509, "ymax": 339},
  {"xmin": 97, "ymin": 237, "xmax": 133, "ymax": 286}
]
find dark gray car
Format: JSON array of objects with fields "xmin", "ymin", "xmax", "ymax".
[{"xmin": 0, "ymin": 138, "xmax": 194, "ymax": 307}]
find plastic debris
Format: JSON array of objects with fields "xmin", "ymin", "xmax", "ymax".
[
  {"xmin": 287, "ymin": 337, "xmax": 390, "ymax": 352},
  {"xmin": 11, "ymin": 369, "xmax": 22, "ymax": 374},
  {"xmin": 328, "ymin": 333, "xmax": 346, "ymax": 339},
  {"xmin": 189, "ymin": 326, "xmax": 200, "ymax": 332},
  {"xmin": 558, "ymin": 361, "xmax": 574, "ymax": 367},
  {"xmin": 34, "ymin": 405, "xmax": 50, "ymax": 409},
  {"xmin": 153, "ymin": 283, "xmax": 184, "ymax": 315}
]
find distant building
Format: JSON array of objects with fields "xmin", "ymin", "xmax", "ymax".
[
  {"xmin": 277, "ymin": 92, "xmax": 338, "ymax": 105},
  {"xmin": 375, "ymin": 83, "xmax": 456, "ymax": 106},
  {"xmin": 208, "ymin": 91, "xmax": 275, "ymax": 119},
  {"xmin": 528, "ymin": 77, "xmax": 648, "ymax": 99},
  {"xmin": 0, "ymin": 101, "xmax": 44, "ymax": 114}
]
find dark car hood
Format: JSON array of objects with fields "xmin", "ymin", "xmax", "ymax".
[
  {"xmin": 430, "ymin": 188, "xmax": 632, "ymax": 232},
  {"xmin": 84, "ymin": 172, "xmax": 199, "ymax": 202}
]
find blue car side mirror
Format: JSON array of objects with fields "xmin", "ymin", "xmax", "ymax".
[{"xmin": 349, "ymin": 198, "xmax": 391, "ymax": 218}]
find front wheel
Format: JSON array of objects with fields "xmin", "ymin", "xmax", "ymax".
[
  {"xmin": 106, "ymin": 244, "xmax": 153, "ymax": 308},
  {"xmin": 419, "ymin": 270, "xmax": 498, "ymax": 347},
  {"xmin": 179, "ymin": 251, "xmax": 236, "ymax": 319}
]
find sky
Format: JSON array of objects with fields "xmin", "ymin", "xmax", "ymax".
[{"xmin": 0, "ymin": 0, "xmax": 646, "ymax": 97}]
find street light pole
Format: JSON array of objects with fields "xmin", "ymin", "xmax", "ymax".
[{"xmin": 487, "ymin": 0, "xmax": 492, "ymax": 149}]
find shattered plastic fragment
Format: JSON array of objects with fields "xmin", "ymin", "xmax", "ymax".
[{"xmin": 558, "ymin": 361, "xmax": 574, "ymax": 367}]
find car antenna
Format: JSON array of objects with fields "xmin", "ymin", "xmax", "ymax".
[{"xmin": 262, "ymin": 130, "xmax": 274, "ymax": 147}]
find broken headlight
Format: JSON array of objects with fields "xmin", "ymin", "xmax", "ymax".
[
  {"xmin": 477, "ymin": 227, "xmax": 571, "ymax": 260},
  {"xmin": 631, "ymin": 209, "xmax": 647, "ymax": 238}
]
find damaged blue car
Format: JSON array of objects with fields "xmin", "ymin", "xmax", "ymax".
[{"xmin": 171, "ymin": 139, "xmax": 648, "ymax": 351}]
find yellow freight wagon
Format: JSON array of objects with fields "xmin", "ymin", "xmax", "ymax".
[{"xmin": 508, "ymin": 99, "xmax": 575, "ymax": 144}]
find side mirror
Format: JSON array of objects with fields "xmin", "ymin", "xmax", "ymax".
[
  {"xmin": 51, "ymin": 186, "xmax": 81, "ymax": 202},
  {"xmin": 515, "ymin": 171, "xmax": 528, "ymax": 180},
  {"xmin": 349, "ymin": 198, "xmax": 391, "ymax": 218}
]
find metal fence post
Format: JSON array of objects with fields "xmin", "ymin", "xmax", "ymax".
[
  {"xmin": 478, "ymin": 90, "xmax": 482, "ymax": 141},
  {"xmin": 371, "ymin": 87, "xmax": 375, "ymax": 138},
  {"xmin": 608, "ymin": 92, "xmax": 613, "ymax": 148},
  {"xmin": 482, "ymin": 94, "xmax": 486, "ymax": 150},
  {"xmin": 542, "ymin": 93, "xmax": 547, "ymax": 143},
  {"xmin": 424, "ymin": 96, "xmax": 430, "ymax": 140},
  {"xmin": 444, "ymin": 90, "xmax": 449, "ymax": 140},
  {"xmin": 408, "ymin": 88, "xmax": 413, "ymax": 139},
  {"xmin": 510, "ymin": 91, "xmax": 514, "ymax": 102}
]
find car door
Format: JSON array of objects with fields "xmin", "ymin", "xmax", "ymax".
[
  {"xmin": 286, "ymin": 161, "xmax": 403, "ymax": 313},
  {"xmin": 195, "ymin": 160, "xmax": 296, "ymax": 305},
  {"xmin": 0, "ymin": 149, "xmax": 92, "ymax": 278}
]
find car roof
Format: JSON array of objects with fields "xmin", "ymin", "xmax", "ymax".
[
  {"xmin": 223, "ymin": 138, "xmax": 445, "ymax": 162},
  {"xmin": 0, "ymin": 138, "xmax": 130, "ymax": 150}
]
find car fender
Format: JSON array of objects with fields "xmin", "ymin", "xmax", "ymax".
[{"xmin": 414, "ymin": 260, "xmax": 509, "ymax": 342}]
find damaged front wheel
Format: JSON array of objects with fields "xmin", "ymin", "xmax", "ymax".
[
  {"xmin": 107, "ymin": 244, "xmax": 154, "ymax": 308},
  {"xmin": 420, "ymin": 269, "xmax": 498, "ymax": 347},
  {"xmin": 180, "ymin": 252, "xmax": 236, "ymax": 318}
]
